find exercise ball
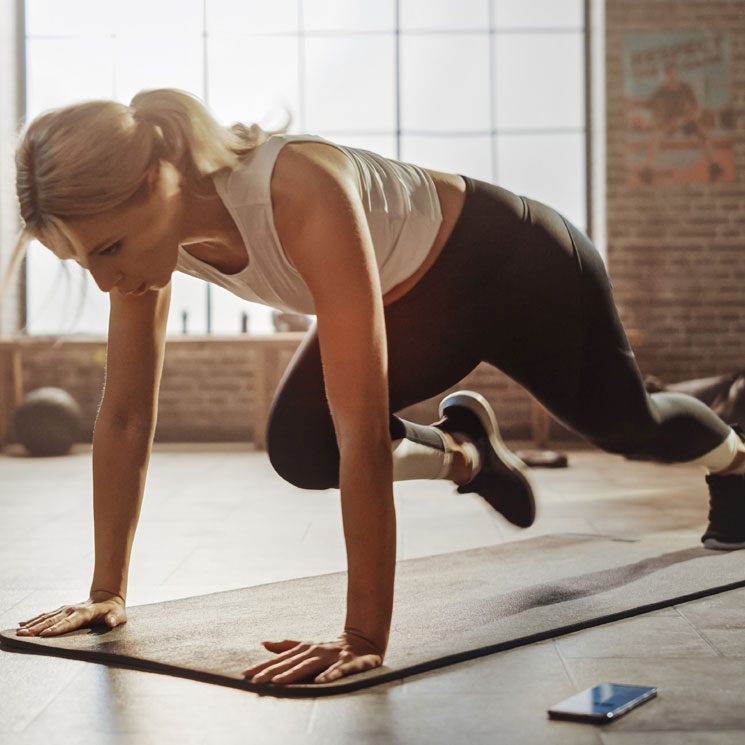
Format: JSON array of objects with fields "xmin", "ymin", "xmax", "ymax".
[{"xmin": 13, "ymin": 387, "xmax": 83, "ymax": 457}]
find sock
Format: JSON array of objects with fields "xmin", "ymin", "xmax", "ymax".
[
  {"xmin": 719, "ymin": 453, "xmax": 745, "ymax": 476},
  {"xmin": 691, "ymin": 429, "xmax": 745, "ymax": 475},
  {"xmin": 391, "ymin": 432, "xmax": 452, "ymax": 481},
  {"xmin": 391, "ymin": 428, "xmax": 483, "ymax": 483}
]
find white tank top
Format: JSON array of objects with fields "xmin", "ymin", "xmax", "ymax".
[{"xmin": 175, "ymin": 133, "xmax": 443, "ymax": 315}]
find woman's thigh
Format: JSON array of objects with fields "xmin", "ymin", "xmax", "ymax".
[{"xmin": 473, "ymin": 195, "xmax": 653, "ymax": 444}]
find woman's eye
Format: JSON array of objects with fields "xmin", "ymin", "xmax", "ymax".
[{"xmin": 100, "ymin": 241, "xmax": 121, "ymax": 256}]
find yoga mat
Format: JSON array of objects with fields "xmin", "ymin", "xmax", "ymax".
[{"xmin": 2, "ymin": 532, "xmax": 744, "ymax": 697}]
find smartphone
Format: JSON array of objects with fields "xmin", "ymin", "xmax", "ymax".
[{"xmin": 548, "ymin": 683, "xmax": 657, "ymax": 724}]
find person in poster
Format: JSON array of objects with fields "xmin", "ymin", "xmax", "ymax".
[
  {"xmin": 640, "ymin": 62, "xmax": 724, "ymax": 184},
  {"xmin": 624, "ymin": 32, "xmax": 734, "ymax": 185}
]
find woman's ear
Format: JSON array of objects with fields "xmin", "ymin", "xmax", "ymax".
[
  {"xmin": 146, "ymin": 160, "xmax": 182, "ymax": 197},
  {"xmin": 146, "ymin": 160, "xmax": 162, "ymax": 192}
]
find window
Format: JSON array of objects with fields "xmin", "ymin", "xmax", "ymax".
[{"xmin": 24, "ymin": 0, "xmax": 586, "ymax": 336}]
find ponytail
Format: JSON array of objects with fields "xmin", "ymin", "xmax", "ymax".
[
  {"xmin": 129, "ymin": 88, "xmax": 289, "ymax": 198},
  {"xmin": 5, "ymin": 88, "xmax": 290, "ymax": 289}
]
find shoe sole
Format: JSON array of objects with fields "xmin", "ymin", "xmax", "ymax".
[
  {"xmin": 702, "ymin": 537, "xmax": 745, "ymax": 551},
  {"xmin": 439, "ymin": 390, "xmax": 535, "ymax": 525}
]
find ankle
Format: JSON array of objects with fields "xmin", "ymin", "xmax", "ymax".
[
  {"xmin": 450, "ymin": 447, "xmax": 473, "ymax": 485},
  {"xmin": 436, "ymin": 430, "xmax": 472, "ymax": 484}
]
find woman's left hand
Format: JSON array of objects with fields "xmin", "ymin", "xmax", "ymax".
[{"xmin": 243, "ymin": 632, "xmax": 383, "ymax": 685}]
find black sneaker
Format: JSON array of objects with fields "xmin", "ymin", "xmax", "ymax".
[
  {"xmin": 702, "ymin": 473, "xmax": 745, "ymax": 550},
  {"xmin": 434, "ymin": 390, "xmax": 536, "ymax": 528}
]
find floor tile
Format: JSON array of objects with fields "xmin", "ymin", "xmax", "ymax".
[
  {"xmin": 556, "ymin": 613, "xmax": 719, "ymax": 659},
  {"xmin": 695, "ymin": 628, "xmax": 745, "ymax": 656},
  {"xmin": 0, "ymin": 650, "xmax": 84, "ymax": 734},
  {"xmin": 308, "ymin": 691, "xmax": 603, "ymax": 745},
  {"xmin": 675, "ymin": 587, "xmax": 745, "ymax": 629},
  {"xmin": 13, "ymin": 649, "xmax": 312, "ymax": 743},
  {"xmin": 400, "ymin": 641, "xmax": 571, "ymax": 694},
  {"xmin": 600, "ymin": 733, "xmax": 745, "ymax": 745}
]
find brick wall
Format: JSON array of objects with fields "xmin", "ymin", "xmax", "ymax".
[
  {"xmin": 0, "ymin": 337, "xmax": 538, "ymax": 447},
  {"xmin": 605, "ymin": 0, "xmax": 745, "ymax": 382}
]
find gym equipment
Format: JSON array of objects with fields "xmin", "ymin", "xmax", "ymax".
[
  {"xmin": 272, "ymin": 311, "xmax": 311, "ymax": 332},
  {"xmin": 515, "ymin": 449, "xmax": 569, "ymax": 468},
  {"xmin": 13, "ymin": 387, "xmax": 83, "ymax": 456},
  {"xmin": 2, "ymin": 532, "xmax": 743, "ymax": 697},
  {"xmin": 644, "ymin": 370, "xmax": 745, "ymax": 430}
]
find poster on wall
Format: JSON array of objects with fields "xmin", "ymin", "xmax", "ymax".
[{"xmin": 623, "ymin": 31, "xmax": 734, "ymax": 185}]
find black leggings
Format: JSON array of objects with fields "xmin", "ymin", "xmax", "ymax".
[{"xmin": 266, "ymin": 176, "xmax": 731, "ymax": 489}]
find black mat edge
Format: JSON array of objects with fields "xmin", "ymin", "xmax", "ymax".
[{"xmin": 2, "ymin": 577, "xmax": 744, "ymax": 698}]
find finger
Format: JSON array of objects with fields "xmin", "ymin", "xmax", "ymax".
[
  {"xmin": 19, "ymin": 612, "xmax": 67, "ymax": 636},
  {"xmin": 252, "ymin": 657, "xmax": 328, "ymax": 683},
  {"xmin": 243, "ymin": 642, "xmax": 306, "ymax": 677},
  {"xmin": 262, "ymin": 639, "xmax": 301, "ymax": 653},
  {"xmin": 40, "ymin": 615, "xmax": 79, "ymax": 637},
  {"xmin": 246, "ymin": 653, "xmax": 306, "ymax": 681},
  {"xmin": 97, "ymin": 602, "xmax": 127, "ymax": 628},
  {"xmin": 313, "ymin": 657, "xmax": 346, "ymax": 683},
  {"xmin": 249, "ymin": 651, "xmax": 321, "ymax": 683},
  {"xmin": 18, "ymin": 614, "xmax": 44, "ymax": 627},
  {"xmin": 18, "ymin": 609, "xmax": 63, "ymax": 627},
  {"xmin": 36, "ymin": 606, "xmax": 91, "ymax": 637},
  {"xmin": 94, "ymin": 606, "xmax": 123, "ymax": 628},
  {"xmin": 315, "ymin": 654, "xmax": 381, "ymax": 684}
]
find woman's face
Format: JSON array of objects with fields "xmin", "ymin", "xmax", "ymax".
[{"xmin": 62, "ymin": 161, "xmax": 184, "ymax": 296}]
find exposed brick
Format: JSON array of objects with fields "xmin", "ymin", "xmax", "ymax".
[{"xmin": 606, "ymin": 0, "xmax": 745, "ymax": 384}]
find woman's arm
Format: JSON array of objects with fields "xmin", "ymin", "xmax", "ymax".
[
  {"xmin": 244, "ymin": 142, "xmax": 396, "ymax": 684},
  {"xmin": 91, "ymin": 282, "xmax": 172, "ymax": 599},
  {"xmin": 17, "ymin": 283, "xmax": 171, "ymax": 638}
]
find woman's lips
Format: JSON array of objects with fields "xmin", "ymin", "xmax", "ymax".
[{"xmin": 126, "ymin": 282, "xmax": 147, "ymax": 296}]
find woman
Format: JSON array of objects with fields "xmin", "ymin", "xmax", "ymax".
[{"xmin": 9, "ymin": 89, "xmax": 745, "ymax": 686}]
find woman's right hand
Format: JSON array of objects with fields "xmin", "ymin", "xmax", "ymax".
[{"xmin": 15, "ymin": 590, "xmax": 127, "ymax": 637}]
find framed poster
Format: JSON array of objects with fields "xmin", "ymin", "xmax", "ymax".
[{"xmin": 623, "ymin": 32, "xmax": 734, "ymax": 185}]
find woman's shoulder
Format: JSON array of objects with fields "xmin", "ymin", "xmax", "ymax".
[{"xmin": 270, "ymin": 136, "xmax": 361, "ymax": 203}]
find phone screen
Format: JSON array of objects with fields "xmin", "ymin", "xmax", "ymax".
[{"xmin": 548, "ymin": 683, "xmax": 657, "ymax": 723}]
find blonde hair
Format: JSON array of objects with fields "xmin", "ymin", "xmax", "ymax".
[{"xmin": 2, "ymin": 88, "xmax": 289, "ymax": 296}]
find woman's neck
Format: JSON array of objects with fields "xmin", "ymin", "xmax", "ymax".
[{"xmin": 177, "ymin": 179, "xmax": 248, "ymax": 274}]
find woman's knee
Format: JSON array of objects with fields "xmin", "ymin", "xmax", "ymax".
[
  {"xmin": 581, "ymin": 391, "xmax": 731, "ymax": 463},
  {"xmin": 265, "ymin": 401, "xmax": 340, "ymax": 490}
]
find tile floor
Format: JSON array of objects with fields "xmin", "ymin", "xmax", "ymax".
[{"xmin": 1, "ymin": 443, "xmax": 743, "ymax": 744}]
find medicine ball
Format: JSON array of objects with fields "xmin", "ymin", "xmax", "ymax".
[{"xmin": 13, "ymin": 387, "xmax": 83, "ymax": 457}]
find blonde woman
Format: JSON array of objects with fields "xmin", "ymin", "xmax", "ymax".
[{"xmin": 9, "ymin": 89, "xmax": 745, "ymax": 686}]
